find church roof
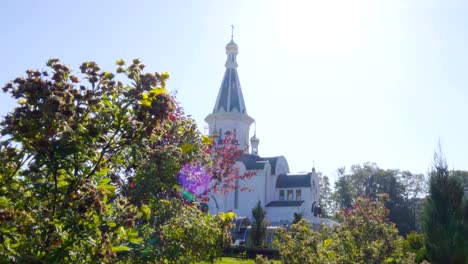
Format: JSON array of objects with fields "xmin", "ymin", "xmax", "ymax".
[
  {"xmin": 266, "ymin": 201, "xmax": 304, "ymax": 207},
  {"xmin": 238, "ymin": 153, "xmax": 267, "ymax": 170},
  {"xmin": 263, "ymin": 157, "xmax": 280, "ymax": 174},
  {"xmin": 212, "ymin": 38, "xmax": 248, "ymax": 114},
  {"xmin": 276, "ymin": 174, "xmax": 311, "ymax": 188}
]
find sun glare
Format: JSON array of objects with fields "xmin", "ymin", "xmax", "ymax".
[{"xmin": 272, "ymin": 0, "xmax": 371, "ymax": 58}]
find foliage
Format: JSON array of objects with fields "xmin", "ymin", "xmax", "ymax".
[
  {"xmin": 157, "ymin": 200, "xmax": 223, "ymax": 263},
  {"xmin": 331, "ymin": 163, "xmax": 426, "ymax": 235},
  {"xmin": 275, "ymin": 196, "xmax": 412, "ymax": 264},
  {"xmin": 250, "ymin": 201, "xmax": 268, "ymax": 248},
  {"xmin": 403, "ymin": 232, "xmax": 428, "ymax": 263},
  {"xmin": 275, "ymin": 219, "xmax": 324, "ymax": 264},
  {"xmin": 0, "ymin": 59, "xmax": 244, "ymax": 263},
  {"xmin": 0, "ymin": 58, "xmax": 175, "ymax": 263},
  {"xmin": 326, "ymin": 196, "xmax": 409, "ymax": 264},
  {"xmin": 333, "ymin": 167, "xmax": 353, "ymax": 210},
  {"xmin": 450, "ymin": 170, "xmax": 468, "ymax": 189},
  {"xmin": 292, "ymin": 212, "xmax": 303, "ymax": 224},
  {"xmin": 254, "ymin": 254, "xmax": 273, "ymax": 264},
  {"xmin": 319, "ymin": 174, "xmax": 332, "ymax": 217},
  {"xmin": 422, "ymin": 151, "xmax": 466, "ymax": 264},
  {"xmin": 208, "ymin": 131, "xmax": 256, "ymax": 195},
  {"xmin": 218, "ymin": 211, "xmax": 237, "ymax": 251}
]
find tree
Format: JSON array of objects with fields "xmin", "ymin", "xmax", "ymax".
[
  {"xmin": 333, "ymin": 167, "xmax": 353, "ymax": 210},
  {"xmin": 292, "ymin": 212, "xmax": 303, "ymax": 224},
  {"xmin": 422, "ymin": 151, "xmax": 466, "ymax": 264},
  {"xmin": 403, "ymin": 232, "xmax": 428, "ymax": 264},
  {"xmin": 250, "ymin": 201, "xmax": 268, "ymax": 248},
  {"xmin": 400, "ymin": 171, "xmax": 426, "ymax": 231},
  {"xmin": 334, "ymin": 163, "xmax": 420, "ymax": 235},
  {"xmin": 0, "ymin": 59, "xmax": 243, "ymax": 263},
  {"xmin": 319, "ymin": 174, "xmax": 332, "ymax": 217},
  {"xmin": 207, "ymin": 130, "xmax": 256, "ymax": 195},
  {"xmin": 1, "ymin": 59, "xmax": 179, "ymax": 262},
  {"xmin": 275, "ymin": 196, "xmax": 412, "ymax": 264},
  {"xmin": 325, "ymin": 196, "xmax": 408, "ymax": 264},
  {"xmin": 274, "ymin": 219, "xmax": 323, "ymax": 264}
]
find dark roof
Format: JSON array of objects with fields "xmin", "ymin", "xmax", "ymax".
[
  {"xmin": 238, "ymin": 153, "xmax": 267, "ymax": 170},
  {"xmin": 263, "ymin": 157, "xmax": 280, "ymax": 174},
  {"xmin": 213, "ymin": 66, "xmax": 247, "ymax": 114},
  {"xmin": 266, "ymin": 201, "xmax": 304, "ymax": 207},
  {"xmin": 276, "ymin": 174, "xmax": 311, "ymax": 188}
]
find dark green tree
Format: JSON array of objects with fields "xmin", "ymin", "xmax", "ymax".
[
  {"xmin": 250, "ymin": 201, "xmax": 268, "ymax": 248},
  {"xmin": 292, "ymin": 212, "xmax": 303, "ymax": 224},
  {"xmin": 422, "ymin": 151, "xmax": 466, "ymax": 264},
  {"xmin": 333, "ymin": 167, "xmax": 353, "ymax": 210},
  {"xmin": 401, "ymin": 170, "xmax": 427, "ymax": 231},
  {"xmin": 319, "ymin": 174, "xmax": 332, "ymax": 217},
  {"xmin": 335, "ymin": 163, "xmax": 420, "ymax": 235}
]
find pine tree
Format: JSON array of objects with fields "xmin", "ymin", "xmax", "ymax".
[
  {"xmin": 422, "ymin": 151, "xmax": 466, "ymax": 264},
  {"xmin": 250, "ymin": 201, "xmax": 268, "ymax": 247}
]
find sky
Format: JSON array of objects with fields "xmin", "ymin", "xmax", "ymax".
[{"xmin": 1, "ymin": 0, "xmax": 467, "ymax": 183}]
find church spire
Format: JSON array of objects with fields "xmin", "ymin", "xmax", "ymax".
[
  {"xmin": 211, "ymin": 28, "xmax": 247, "ymax": 114},
  {"xmin": 205, "ymin": 29, "xmax": 254, "ymax": 151}
]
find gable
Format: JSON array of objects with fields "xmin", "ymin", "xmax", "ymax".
[{"xmin": 276, "ymin": 174, "xmax": 311, "ymax": 188}]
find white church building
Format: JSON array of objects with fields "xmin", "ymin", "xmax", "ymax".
[{"xmin": 205, "ymin": 37, "xmax": 321, "ymax": 225}]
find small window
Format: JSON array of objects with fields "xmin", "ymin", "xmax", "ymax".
[
  {"xmin": 296, "ymin": 190, "xmax": 302, "ymax": 200},
  {"xmin": 279, "ymin": 190, "xmax": 285, "ymax": 201},
  {"xmin": 287, "ymin": 190, "xmax": 294, "ymax": 200}
]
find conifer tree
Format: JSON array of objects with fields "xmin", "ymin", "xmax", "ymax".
[
  {"xmin": 422, "ymin": 151, "xmax": 466, "ymax": 264},
  {"xmin": 250, "ymin": 201, "xmax": 268, "ymax": 247}
]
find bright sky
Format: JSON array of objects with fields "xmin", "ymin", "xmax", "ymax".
[{"xmin": 1, "ymin": 0, "xmax": 467, "ymax": 182}]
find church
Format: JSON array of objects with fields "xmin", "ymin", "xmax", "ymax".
[{"xmin": 205, "ymin": 36, "xmax": 321, "ymax": 225}]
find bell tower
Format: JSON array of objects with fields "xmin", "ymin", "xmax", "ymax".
[{"xmin": 205, "ymin": 29, "xmax": 255, "ymax": 151}]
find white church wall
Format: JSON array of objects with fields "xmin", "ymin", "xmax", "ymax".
[
  {"xmin": 265, "ymin": 207, "xmax": 302, "ymax": 224},
  {"xmin": 206, "ymin": 113, "xmax": 253, "ymax": 150},
  {"xmin": 235, "ymin": 169, "xmax": 266, "ymax": 217}
]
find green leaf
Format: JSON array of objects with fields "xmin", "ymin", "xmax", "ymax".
[
  {"xmin": 141, "ymin": 204, "xmax": 151, "ymax": 221},
  {"xmin": 104, "ymin": 72, "xmax": 115, "ymax": 79},
  {"xmin": 112, "ymin": 245, "xmax": 131, "ymax": 252},
  {"xmin": 116, "ymin": 59, "xmax": 125, "ymax": 66},
  {"xmin": 129, "ymin": 237, "xmax": 143, "ymax": 244},
  {"xmin": 180, "ymin": 143, "xmax": 194, "ymax": 154}
]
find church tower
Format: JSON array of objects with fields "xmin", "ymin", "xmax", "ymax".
[{"xmin": 205, "ymin": 33, "xmax": 255, "ymax": 151}]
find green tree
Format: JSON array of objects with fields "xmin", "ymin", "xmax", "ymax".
[
  {"xmin": 0, "ymin": 59, "xmax": 175, "ymax": 263},
  {"xmin": 275, "ymin": 219, "xmax": 323, "ymax": 264},
  {"xmin": 422, "ymin": 151, "xmax": 466, "ymax": 264},
  {"xmin": 0, "ymin": 59, "xmax": 231, "ymax": 263},
  {"xmin": 333, "ymin": 167, "xmax": 353, "ymax": 210},
  {"xmin": 403, "ymin": 232, "xmax": 428, "ymax": 264},
  {"xmin": 450, "ymin": 170, "xmax": 468, "ymax": 189},
  {"xmin": 275, "ymin": 196, "xmax": 412, "ymax": 264},
  {"xmin": 400, "ymin": 171, "xmax": 427, "ymax": 231},
  {"xmin": 335, "ymin": 163, "xmax": 421, "ymax": 235},
  {"xmin": 250, "ymin": 201, "xmax": 268, "ymax": 248},
  {"xmin": 325, "ymin": 196, "xmax": 407, "ymax": 264},
  {"xmin": 292, "ymin": 212, "xmax": 303, "ymax": 224},
  {"xmin": 319, "ymin": 174, "xmax": 333, "ymax": 217}
]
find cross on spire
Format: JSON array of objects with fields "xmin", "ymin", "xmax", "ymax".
[{"xmin": 231, "ymin": 24, "xmax": 235, "ymax": 40}]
